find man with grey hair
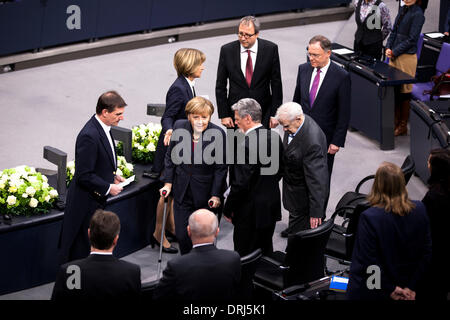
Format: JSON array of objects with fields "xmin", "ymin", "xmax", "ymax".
[
  {"xmin": 154, "ymin": 209, "xmax": 241, "ymax": 301},
  {"xmin": 224, "ymin": 98, "xmax": 283, "ymax": 256},
  {"xmin": 275, "ymin": 102, "xmax": 329, "ymax": 236},
  {"xmin": 293, "ymin": 34, "xmax": 350, "ymax": 193},
  {"xmin": 216, "ymin": 15, "xmax": 282, "ymax": 129}
]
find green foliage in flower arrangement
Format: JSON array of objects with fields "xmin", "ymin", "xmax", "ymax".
[
  {"xmin": 0, "ymin": 165, "xmax": 59, "ymax": 216},
  {"xmin": 117, "ymin": 122, "xmax": 162, "ymax": 164}
]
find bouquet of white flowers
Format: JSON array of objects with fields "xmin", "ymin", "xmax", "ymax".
[
  {"xmin": 66, "ymin": 156, "xmax": 134, "ymax": 185},
  {"xmin": 0, "ymin": 165, "xmax": 59, "ymax": 216},
  {"xmin": 117, "ymin": 122, "xmax": 162, "ymax": 164}
]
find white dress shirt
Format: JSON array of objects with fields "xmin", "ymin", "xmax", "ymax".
[
  {"xmin": 309, "ymin": 59, "xmax": 331, "ymax": 94},
  {"xmin": 185, "ymin": 77, "xmax": 196, "ymax": 97},
  {"xmin": 240, "ymin": 39, "xmax": 258, "ymax": 77}
]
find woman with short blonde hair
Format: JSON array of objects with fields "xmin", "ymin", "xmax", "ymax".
[{"xmin": 174, "ymin": 48, "xmax": 206, "ymax": 78}]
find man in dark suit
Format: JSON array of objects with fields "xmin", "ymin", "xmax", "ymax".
[
  {"xmin": 216, "ymin": 15, "xmax": 283, "ymax": 129},
  {"xmin": 293, "ymin": 35, "xmax": 350, "ymax": 179},
  {"xmin": 223, "ymin": 98, "xmax": 283, "ymax": 257},
  {"xmin": 58, "ymin": 91, "xmax": 127, "ymax": 264},
  {"xmin": 154, "ymin": 209, "xmax": 241, "ymax": 301},
  {"xmin": 52, "ymin": 210, "xmax": 141, "ymax": 300},
  {"xmin": 275, "ymin": 102, "xmax": 329, "ymax": 235}
]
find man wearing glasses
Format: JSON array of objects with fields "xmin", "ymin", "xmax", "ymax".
[
  {"xmin": 292, "ymin": 35, "xmax": 350, "ymax": 187},
  {"xmin": 216, "ymin": 16, "xmax": 282, "ymax": 129}
]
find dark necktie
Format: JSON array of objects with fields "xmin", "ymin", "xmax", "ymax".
[
  {"xmin": 192, "ymin": 86, "xmax": 196, "ymax": 97},
  {"xmin": 245, "ymin": 50, "xmax": 253, "ymax": 87},
  {"xmin": 309, "ymin": 68, "xmax": 321, "ymax": 107}
]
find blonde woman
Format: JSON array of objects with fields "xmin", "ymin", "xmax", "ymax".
[
  {"xmin": 347, "ymin": 162, "xmax": 431, "ymax": 300},
  {"xmin": 149, "ymin": 48, "xmax": 206, "ymax": 253}
]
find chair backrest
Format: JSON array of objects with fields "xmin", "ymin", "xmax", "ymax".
[
  {"xmin": 239, "ymin": 248, "xmax": 262, "ymax": 300},
  {"xmin": 343, "ymin": 202, "xmax": 370, "ymax": 256},
  {"xmin": 400, "ymin": 155, "xmax": 415, "ymax": 185},
  {"xmin": 436, "ymin": 42, "xmax": 450, "ymax": 74},
  {"xmin": 141, "ymin": 279, "xmax": 159, "ymax": 299},
  {"xmin": 284, "ymin": 219, "xmax": 334, "ymax": 286}
]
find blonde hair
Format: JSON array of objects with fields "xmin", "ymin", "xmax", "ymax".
[
  {"xmin": 367, "ymin": 162, "xmax": 415, "ymax": 216},
  {"xmin": 185, "ymin": 96, "xmax": 214, "ymax": 117},
  {"xmin": 173, "ymin": 48, "xmax": 206, "ymax": 77}
]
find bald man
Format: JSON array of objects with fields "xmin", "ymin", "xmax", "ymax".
[{"xmin": 154, "ymin": 209, "xmax": 241, "ymax": 301}]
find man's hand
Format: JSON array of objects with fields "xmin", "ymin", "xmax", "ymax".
[
  {"xmin": 159, "ymin": 183, "xmax": 172, "ymax": 198},
  {"xmin": 269, "ymin": 117, "xmax": 279, "ymax": 128},
  {"xmin": 109, "ymin": 184, "xmax": 123, "ymax": 196},
  {"xmin": 208, "ymin": 196, "xmax": 221, "ymax": 209},
  {"xmin": 390, "ymin": 286, "xmax": 416, "ymax": 300},
  {"xmin": 328, "ymin": 144, "xmax": 340, "ymax": 155},
  {"xmin": 163, "ymin": 129, "xmax": 173, "ymax": 146},
  {"xmin": 221, "ymin": 117, "xmax": 235, "ymax": 128},
  {"xmin": 114, "ymin": 175, "xmax": 125, "ymax": 184},
  {"xmin": 310, "ymin": 217, "xmax": 322, "ymax": 229}
]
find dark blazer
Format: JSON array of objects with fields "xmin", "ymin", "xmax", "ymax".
[
  {"xmin": 386, "ymin": 4, "xmax": 425, "ymax": 56},
  {"xmin": 215, "ymin": 38, "xmax": 283, "ymax": 126},
  {"xmin": 153, "ymin": 244, "xmax": 241, "ymax": 301},
  {"xmin": 224, "ymin": 126, "xmax": 283, "ymax": 229},
  {"xmin": 293, "ymin": 61, "xmax": 350, "ymax": 148},
  {"xmin": 282, "ymin": 115, "xmax": 328, "ymax": 219},
  {"xmin": 153, "ymin": 76, "xmax": 193, "ymax": 173},
  {"xmin": 162, "ymin": 119, "xmax": 228, "ymax": 207},
  {"xmin": 51, "ymin": 254, "xmax": 141, "ymax": 300},
  {"xmin": 58, "ymin": 116, "xmax": 117, "ymax": 263},
  {"xmin": 347, "ymin": 201, "xmax": 432, "ymax": 300}
]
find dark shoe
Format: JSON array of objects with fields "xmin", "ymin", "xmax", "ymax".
[
  {"xmin": 165, "ymin": 230, "xmax": 178, "ymax": 243},
  {"xmin": 150, "ymin": 236, "xmax": 178, "ymax": 254},
  {"xmin": 142, "ymin": 170, "xmax": 160, "ymax": 179},
  {"xmin": 280, "ymin": 228, "xmax": 289, "ymax": 238}
]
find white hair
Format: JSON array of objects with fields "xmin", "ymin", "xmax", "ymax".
[
  {"xmin": 275, "ymin": 102, "xmax": 304, "ymax": 121},
  {"xmin": 188, "ymin": 209, "xmax": 218, "ymax": 238}
]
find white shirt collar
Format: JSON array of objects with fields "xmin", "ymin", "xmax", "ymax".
[
  {"xmin": 317, "ymin": 58, "xmax": 331, "ymax": 75},
  {"xmin": 192, "ymin": 242, "xmax": 214, "ymax": 249},
  {"xmin": 90, "ymin": 251, "xmax": 113, "ymax": 255},
  {"xmin": 185, "ymin": 77, "xmax": 196, "ymax": 88},
  {"xmin": 94, "ymin": 114, "xmax": 111, "ymax": 133},
  {"xmin": 245, "ymin": 123, "xmax": 263, "ymax": 135},
  {"xmin": 240, "ymin": 38, "xmax": 258, "ymax": 54}
]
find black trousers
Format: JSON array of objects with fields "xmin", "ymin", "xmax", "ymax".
[{"xmin": 233, "ymin": 221, "xmax": 276, "ymax": 257}]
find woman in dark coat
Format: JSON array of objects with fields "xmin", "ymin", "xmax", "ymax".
[
  {"xmin": 347, "ymin": 162, "xmax": 432, "ymax": 300},
  {"xmin": 385, "ymin": 0, "xmax": 425, "ymax": 136},
  {"xmin": 160, "ymin": 97, "xmax": 227, "ymax": 255},
  {"xmin": 149, "ymin": 48, "xmax": 206, "ymax": 253}
]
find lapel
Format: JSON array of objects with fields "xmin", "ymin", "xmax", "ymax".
[
  {"xmin": 313, "ymin": 61, "xmax": 334, "ymax": 107},
  {"xmin": 235, "ymin": 41, "xmax": 247, "ymax": 86},
  {"xmin": 303, "ymin": 65, "xmax": 314, "ymax": 106},
  {"xmin": 91, "ymin": 116, "xmax": 116, "ymax": 170},
  {"xmin": 250, "ymin": 39, "xmax": 263, "ymax": 87},
  {"xmin": 180, "ymin": 76, "xmax": 194, "ymax": 100}
]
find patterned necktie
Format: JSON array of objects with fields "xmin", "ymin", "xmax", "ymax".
[
  {"xmin": 245, "ymin": 50, "xmax": 253, "ymax": 87},
  {"xmin": 309, "ymin": 68, "xmax": 321, "ymax": 107}
]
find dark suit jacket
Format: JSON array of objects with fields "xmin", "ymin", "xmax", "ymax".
[
  {"xmin": 153, "ymin": 76, "xmax": 193, "ymax": 172},
  {"xmin": 293, "ymin": 61, "xmax": 350, "ymax": 147},
  {"xmin": 162, "ymin": 119, "xmax": 228, "ymax": 207},
  {"xmin": 58, "ymin": 116, "xmax": 117, "ymax": 263},
  {"xmin": 216, "ymin": 38, "xmax": 283, "ymax": 126},
  {"xmin": 282, "ymin": 115, "xmax": 328, "ymax": 219},
  {"xmin": 224, "ymin": 126, "xmax": 283, "ymax": 229},
  {"xmin": 347, "ymin": 201, "xmax": 432, "ymax": 300},
  {"xmin": 153, "ymin": 244, "xmax": 241, "ymax": 301},
  {"xmin": 51, "ymin": 254, "xmax": 141, "ymax": 300}
]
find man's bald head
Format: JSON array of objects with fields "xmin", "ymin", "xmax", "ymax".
[{"xmin": 187, "ymin": 209, "xmax": 219, "ymax": 243}]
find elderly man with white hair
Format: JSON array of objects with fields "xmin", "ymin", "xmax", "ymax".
[
  {"xmin": 153, "ymin": 209, "xmax": 241, "ymax": 301},
  {"xmin": 276, "ymin": 102, "xmax": 329, "ymax": 236}
]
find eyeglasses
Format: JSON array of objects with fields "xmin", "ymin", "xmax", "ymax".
[
  {"xmin": 306, "ymin": 52, "xmax": 322, "ymax": 59},
  {"xmin": 237, "ymin": 32, "xmax": 256, "ymax": 39}
]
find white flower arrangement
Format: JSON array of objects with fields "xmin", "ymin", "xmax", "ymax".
[
  {"xmin": 0, "ymin": 165, "xmax": 59, "ymax": 216},
  {"xmin": 66, "ymin": 156, "xmax": 134, "ymax": 185},
  {"xmin": 117, "ymin": 122, "xmax": 162, "ymax": 164}
]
